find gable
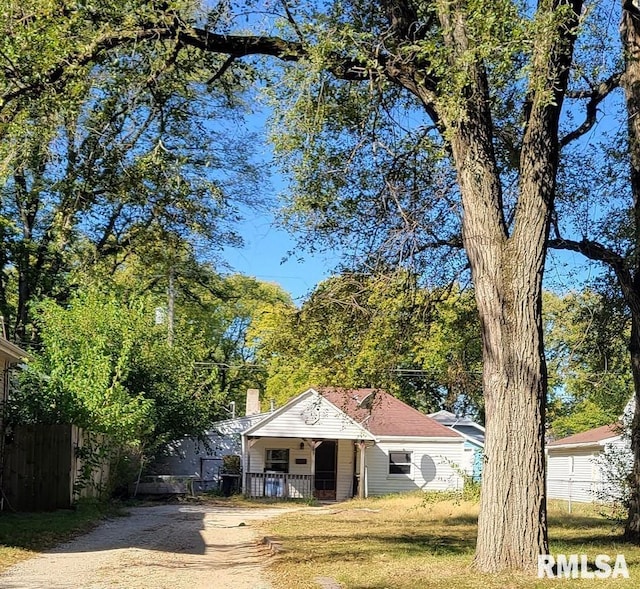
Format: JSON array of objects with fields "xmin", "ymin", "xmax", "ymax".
[{"xmin": 244, "ymin": 389, "xmax": 375, "ymax": 440}]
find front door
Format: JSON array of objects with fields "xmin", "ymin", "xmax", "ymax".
[{"xmin": 314, "ymin": 440, "xmax": 337, "ymax": 500}]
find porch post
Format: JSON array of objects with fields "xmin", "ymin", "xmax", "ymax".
[
  {"xmin": 241, "ymin": 435, "xmax": 247, "ymax": 495},
  {"xmin": 358, "ymin": 440, "xmax": 366, "ymax": 499},
  {"xmin": 306, "ymin": 439, "xmax": 323, "ymax": 500}
]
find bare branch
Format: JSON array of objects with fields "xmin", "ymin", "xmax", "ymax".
[
  {"xmin": 560, "ymin": 71, "xmax": 622, "ymax": 147},
  {"xmin": 279, "ymin": 0, "xmax": 306, "ymax": 43},
  {"xmin": 206, "ymin": 55, "xmax": 235, "ymax": 85},
  {"xmin": 548, "ymin": 236, "xmax": 640, "ymax": 320},
  {"xmin": 548, "ymin": 236, "xmax": 626, "ymax": 272}
]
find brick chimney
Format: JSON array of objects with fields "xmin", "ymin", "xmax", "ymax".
[{"xmin": 245, "ymin": 388, "xmax": 260, "ymax": 416}]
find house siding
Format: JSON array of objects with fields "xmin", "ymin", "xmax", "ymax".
[
  {"xmin": 365, "ymin": 439, "xmax": 464, "ymax": 496},
  {"xmin": 245, "ymin": 438, "xmax": 356, "ymax": 500},
  {"xmin": 246, "ymin": 438, "xmax": 313, "ymax": 498},
  {"xmin": 461, "ymin": 440, "xmax": 483, "ymax": 478},
  {"xmin": 152, "ymin": 414, "xmax": 268, "ymax": 490},
  {"xmin": 547, "ymin": 449, "xmax": 601, "ymax": 503},
  {"xmin": 247, "ymin": 438, "xmax": 311, "ymax": 475}
]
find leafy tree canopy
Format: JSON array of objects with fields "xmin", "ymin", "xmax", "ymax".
[
  {"xmin": 256, "ymin": 271, "xmax": 483, "ymax": 416},
  {"xmin": 545, "ymin": 288, "xmax": 632, "ymax": 438}
]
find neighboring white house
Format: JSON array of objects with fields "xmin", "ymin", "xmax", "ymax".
[
  {"xmin": 152, "ymin": 389, "xmax": 268, "ymax": 492},
  {"xmin": 0, "ymin": 336, "xmax": 27, "ymax": 406},
  {"xmin": 156, "ymin": 387, "xmax": 465, "ymax": 500},
  {"xmin": 546, "ymin": 423, "xmax": 626, "ymax": 504},
  {"xmin": 428, "ymin": 410, "xmax": 484, "ymax": 480}
]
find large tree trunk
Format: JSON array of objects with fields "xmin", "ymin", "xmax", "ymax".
[
  {"xmin": 447, "ymin": 96, "xmax": 550, "ymax": 571},
  {"xmin": 472, "ymin": 247, "xmax": 549, "ymax": 571},
  {"xmin": 626, "ymin": 317, "xmax": 640, "ymax": 540},
  {"xmin": 434, "ymin": 0, "xmax": 579, "ymax": 569},
  {"xmin": 621, "ymin": 5, "xmax": 640, "ymax": 542}
]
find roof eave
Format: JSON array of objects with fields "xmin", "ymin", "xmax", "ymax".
[
  {"xmin": 547, "ymin": 436, "xmax": 622, "ymax": 451},
  {"xmin": 243, "ymin": 388, "xmax": 376, "ymax": 441},
  {"xmin": 0, "ymin": 338, "xmax": 28, "ymax": 362},
  {"xmin": 376, "ymin": 435, "xmax": 464, "ymax": 442}
]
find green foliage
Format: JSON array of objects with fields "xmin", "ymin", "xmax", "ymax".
[
  {"xmin": 544, "ymin": 290, "xmax": 631, "ymax": 437},
  {"xmin": 12, "ymin": 286, "xmax": 223, "ymax": 451},
  {"xmin": 0, "ymin": 499, "xmax": 123, "ymax": 565},
  {"xmin": 421, "ymin": 477, "xmax": 481, "ymax": 507},
  {"xmin": 222, "ymin": 455, "xmax": 241, "ymax": 475},
  {"xmin": 594, "ymin": 440, "xmax": 632, "ymax": 524},
  {"xmin": 0, "ymin": 0, "xmax": 264, "ymax": 339},
  {"xmin": 257, "ymin": 271, "xmax": 483, "ymax": 416}
]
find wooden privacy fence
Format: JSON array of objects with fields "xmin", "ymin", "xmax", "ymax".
[{"xmin": 2, "ymin": 424, "xmax": 110, "ymax": 512}]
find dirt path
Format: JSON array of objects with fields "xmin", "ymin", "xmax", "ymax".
[{"xmin": 0, "ymin": 504, "xmax": 294, "ymax": 589}]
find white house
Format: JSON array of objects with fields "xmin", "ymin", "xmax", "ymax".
[
  {"xmin": 241, "ymin": 387, "xmax": 464, "ymax": 501},
  {"xmin": 546, "ymin": 423, "xmax": 626, "ymax": 504},
  {"xmin": 156, "ymin": 387, "xmax": 466, "ymax": 500},
  {"xmin": 152, "ymin": 389, "xmax": 268, "ymax": 492},
  {"xmin": 428, "ymin": 410, "xmax": 484, "ymax": 480}
]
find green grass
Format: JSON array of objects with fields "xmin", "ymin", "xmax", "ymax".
[
  {"xmin": 263, "ymin": 493, "xmax": 640, "ymax": 589},
  {"xmin": 0, "ymin": 500, "xmax": 124, "ymax": 571}
]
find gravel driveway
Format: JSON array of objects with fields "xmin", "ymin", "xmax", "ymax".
[{"xmin": 0, "ymin": 504, "xmax": 292, "ymax": 589}]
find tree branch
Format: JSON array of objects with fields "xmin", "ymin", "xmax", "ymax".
[
  {"xmin": 560, "ymin": 71, "xmax": 622, "ymax": 147},
  {"xmin": 548, "ymin": 236, "xmax": 640, "ymax": 320},
  {"xmin": 1, "ymin": 23, "xmax": 391, "ymax": 122},
  {"xmin": 279, "ymin": 0, "xmax": 306, "ymax": 43},
  {"xmin": 0, "ymin": 27, "xmax": 305, "ymax": 118},
  {"xmin": 548, "ymin": 236, "xmax": 627, "ymax": 272}
]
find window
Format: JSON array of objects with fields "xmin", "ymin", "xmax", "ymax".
[
  {"xmin": 265, "ymin": 449, "xmax": 289, "ymax": 473},
  {"xmin": 389, "ymin": 451, "xmax": 412, "ymax": 475}
]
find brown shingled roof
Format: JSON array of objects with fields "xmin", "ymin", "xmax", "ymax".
[
  {"xmin": 548, "ymin": 423, "xmax": 622, "ymax": 447},
  {"xmin": 318, "ymin": 388, "xmax": 461, "ymax": 438}
]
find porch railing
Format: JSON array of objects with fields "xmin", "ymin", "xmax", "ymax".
[{"xmin": 244, "ymin": 472, "xmax": 314, "ymax": 499}]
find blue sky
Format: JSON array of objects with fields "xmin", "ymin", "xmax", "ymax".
[
  {"xmin": 222, "ymin": 210, "xmax": 335, "ymax": 302},
  {"xmin": 219, "ymin": 101, "xmax": 605, "ymax": 303},
  {"xmin": 219, "ymin": 105, "xmax": 342, "ymax": 302}
]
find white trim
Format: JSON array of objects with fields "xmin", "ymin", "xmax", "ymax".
[
  {"xmin": 376, "ymin": 435, "xmax": 463, "ymax": 443},
  {"xmin": 208, "ymin": 413, "xmax": 271, "ymax": 430},
  {"xmin": 452, "ymin": 430, "xmax": 484, "ymax": 448},
  {"xmin": 387, "ymin": 450, "xmax": 413, "ymax": 479},
  {"xmin": 0, "ymin": 338, "xmax": 28, "ymax": 363},
  {"xmin": 547, "ymin": 436, "xmax": 622, "ymax": 451}
]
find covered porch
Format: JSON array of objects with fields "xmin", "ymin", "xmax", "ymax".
[
  {"xmin": 240, "ymin": 389, "xmax": 377, "ymax": 500},
  {"xmin": 242, "ymin": 436, "xmax": 373, "ymax": 501}
]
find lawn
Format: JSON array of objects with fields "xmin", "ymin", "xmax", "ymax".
[
  {"xmin": 0, "ymin": 500, "xmax": 123, "ymax": 572},
  {"xmin": 263, "ymin": 493, "xmax": 640, "ymax": 589}
]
